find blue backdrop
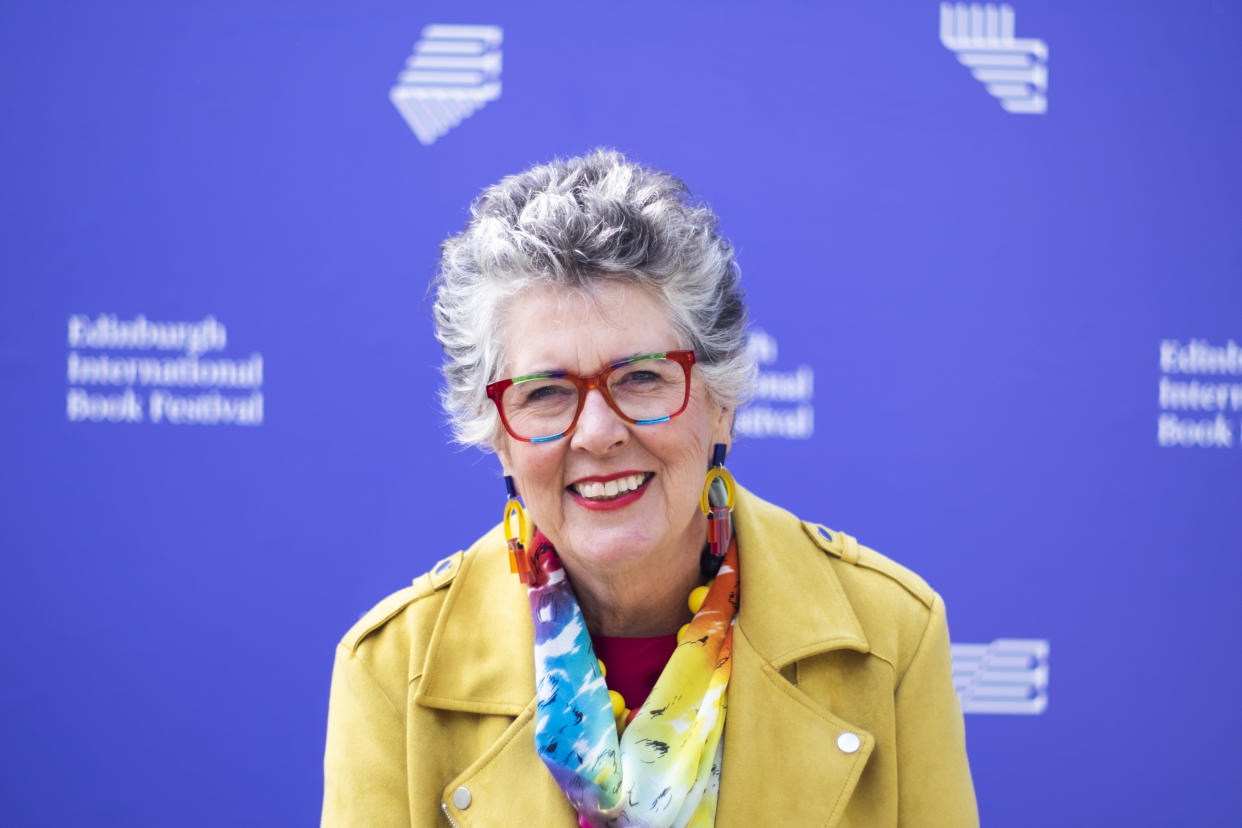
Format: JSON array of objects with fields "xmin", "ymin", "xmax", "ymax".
[{"xmin": 3, "ymin": 1, "xmax": 1240, "ymax": 825}]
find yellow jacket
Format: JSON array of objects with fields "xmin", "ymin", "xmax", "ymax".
[{"xmin": 323, "ymin": 487, "xmax": 978, "ymax": 827}]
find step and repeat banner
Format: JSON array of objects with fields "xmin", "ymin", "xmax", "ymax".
[{"xmin": 2, "ymin": 1, "xmax": 1238, "ymax": 825}]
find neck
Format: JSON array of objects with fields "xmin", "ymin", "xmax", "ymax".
[{"xmin": 559, "ymin": 536, "xmax": 703, "ymax": 638}]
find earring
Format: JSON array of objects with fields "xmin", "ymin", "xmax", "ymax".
[
  {"xmin": 503, "ymin": 475, "xmax": 535, "ymax": 584},
  {"xmin": 699, "ymin": 443, "xmax": 736, "ymax": 577}
]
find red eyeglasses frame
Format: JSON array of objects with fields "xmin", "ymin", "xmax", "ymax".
[{"xmin": 485, "ymin": 350, "xmax": 697, "ymax": 443}]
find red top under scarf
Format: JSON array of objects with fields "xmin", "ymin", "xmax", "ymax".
[{"xmin": 590, "ymin": 632, "xmax": 679, "ymax": 710}]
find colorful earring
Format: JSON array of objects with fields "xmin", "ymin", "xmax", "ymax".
[
  {"xmin": 699, "ymin": 443, "xmax": 736, "ymax": 578},
  {"xmin": 503, "ymin": 475, "xmax": 535, "ymax": 584}
]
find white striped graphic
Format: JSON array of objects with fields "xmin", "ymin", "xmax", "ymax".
[
  {"xmin": 389, "ymin": 24, "xmax": 502, "ymax": 146},
  {"xmin": 951, "ymin": 638, "xmax": 1049, "ymax": 714},
  {"xmin": 940, "ymin": 4, "xmax": 1048, "ymax": 114}
]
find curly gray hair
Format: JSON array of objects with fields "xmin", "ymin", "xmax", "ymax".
[{"xmin": 432, "ymin": 149, "xmax": 754, "ymax": 448}]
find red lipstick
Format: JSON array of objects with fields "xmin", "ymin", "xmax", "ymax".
[{"xmin": 567, "ymin": 472, "xmax": 653, "ymax": 511}]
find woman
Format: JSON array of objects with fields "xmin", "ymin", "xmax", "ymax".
[{"xmin": 323, "ymin": 150, "xmax": 977, "ymax": 827}]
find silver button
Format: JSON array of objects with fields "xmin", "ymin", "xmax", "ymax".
[
  {"xmin": 452, "ymin": 786, "xmax": 472, "ymax": 809},
  {"xmin": 837, "ymin": 731, "xmax": 861, "ymax": 754}
]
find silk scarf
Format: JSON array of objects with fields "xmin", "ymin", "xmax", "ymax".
[{"xmin": 526, "ymin": 530, "xmax": 740, "ymax": 828}]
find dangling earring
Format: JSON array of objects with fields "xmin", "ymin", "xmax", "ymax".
[
  {"xmin": 699, "ymin": 443, "xmax": 736, "ymax": 578},
  {"xmin": 503, "ymin": 475, "xmax": 535, "ymax": 584}
]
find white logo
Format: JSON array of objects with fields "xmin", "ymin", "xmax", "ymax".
[
  {"xmin": 65, "ymin": 314, "xmax": 265, "ymax": 427},
  {"xmin": 940, "ymin": 4, "xmax": 1048, "ymax": 114},
  {"xmin": 951, "ymin": 638, "xmax": 1049, "ymax": 714},
  {"xmin": 1156, "ymin": 338, "xmax": 1242, "ymax": 449},
  {"xmin": 389, "ymin": 24, "xmax": 502, "ymax": 146},
  {"xmin": 735, "ymin": 329, "xmax": 815, "ymax": 440}
]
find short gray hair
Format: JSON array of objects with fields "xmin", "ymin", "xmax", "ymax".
[{"xmin": 432, "ymin": 149, "xmax": 754, "ymax": 448}]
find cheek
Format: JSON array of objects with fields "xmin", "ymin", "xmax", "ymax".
[
  {"xmin": 659, "ymin": 420, "xmax": 715, "ymax": 496},
  {"xmin": 512, "ymin": 447, "xmax": 566, "ymax": 509}
]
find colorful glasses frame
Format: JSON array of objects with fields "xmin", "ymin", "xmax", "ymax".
[{"xmin": 486, "ymin": 350, "xmax": 697, "ymax": 443}]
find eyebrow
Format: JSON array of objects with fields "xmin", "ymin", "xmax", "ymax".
[
  {"xmin": 509, "ymin": 351, "xmax": 670, "ymax": 381},
  {"xmin": 510, "ymin": 368, "xmax": 569, "ymax": 383}
]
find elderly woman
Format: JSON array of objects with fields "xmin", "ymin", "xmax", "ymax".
[{"xmin": 322, "ymin": 150, "xmax": 977, "ymax": 827}]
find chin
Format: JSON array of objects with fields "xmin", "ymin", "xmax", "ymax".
[{"xmin": 566, "ymin": 527, "xmax": 662, "ymax": 570}]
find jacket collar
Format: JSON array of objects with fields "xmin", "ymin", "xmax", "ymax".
[{"xmin": 414, "ymin": 485, "xmax": 869, "ymax": 713}]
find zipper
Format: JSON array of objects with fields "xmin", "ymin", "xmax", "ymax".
[{"xmin": 441, "ymin": 801, "xmax": 462, "ymax": 828}]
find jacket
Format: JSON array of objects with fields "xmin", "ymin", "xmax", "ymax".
[{"xmin": 322, "ymin": 486, "xmax": 978, "ymax": 827}]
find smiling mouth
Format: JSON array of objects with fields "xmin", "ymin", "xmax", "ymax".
[{"xmin": 568, "ymin": 473, "xmax": 653, "ymax": 501}]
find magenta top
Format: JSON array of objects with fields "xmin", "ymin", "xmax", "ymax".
[{"xmin": 591, "ymin": 632, "xmax": 679, "ymax": 710}]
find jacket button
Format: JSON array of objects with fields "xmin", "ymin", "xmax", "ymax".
[
  {"xmin": 837, "ymin": 731, "xmax": 861, "ymax": 754},
  {"xmin": 452, "ymin": 786, "xmax": 472, "ymax": 809}
]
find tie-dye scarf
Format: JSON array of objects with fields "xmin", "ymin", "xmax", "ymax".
[{"xmin": 526, "ymin": 530, "xmax": 740, "ymax": 828}]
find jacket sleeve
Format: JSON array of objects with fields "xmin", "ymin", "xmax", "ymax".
[
  {"xmin": 894, "ymin": 593, "xmax": 978, "ymax": 827},
  {"xmin": 322, "ymin": 642, "xmax": 410, "ymax": 827}
]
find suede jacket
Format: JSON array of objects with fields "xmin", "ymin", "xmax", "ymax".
[{"xmin": 322, "ymin": 486, "xmax": 978, "ymax": 827}]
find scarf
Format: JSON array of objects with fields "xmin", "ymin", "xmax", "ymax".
[{"xmin": 526, "ymin": 530, "xmax": 740, "ymax": 828}]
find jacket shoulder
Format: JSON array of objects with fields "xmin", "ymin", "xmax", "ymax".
[
  {"xmin": 797, "ymin": 518, "xmax": 942, "ymax": 676},
  {"xmin": 800, "ymin": 520, "xmax": 936, "ymax": 610},
  {"xmin": 339, "ymin": 550, "xmax": 463, "ymax": 655},
  {"xmin": 337, "ymin": 523, "xmax": 512, "ymax": 680}
]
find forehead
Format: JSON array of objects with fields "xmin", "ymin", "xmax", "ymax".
[{"xmin": 499, "ymin": 281, "xmax": 681, "ymax": 375}]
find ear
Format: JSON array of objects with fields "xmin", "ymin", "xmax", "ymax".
[
  {"xmin": 711, "ymin": 405, "xmax": 734, "ymax": 456},
  {"xmin": 492, "ymin": 436, "xmax": 513, "ymax": 477}
]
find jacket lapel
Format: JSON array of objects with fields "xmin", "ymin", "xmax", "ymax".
[
  {"xmin": 415, "ymin": 524, "xmax": 534, "ymax": 715},
  {"xmin": 718, "ymin": 488, "xmax": 875, "ymax": 828},
  {"xmin": 439, "ymin": 700, "xmax": 578, "ymax": 826},
  {"xmin": 415, "ymin": 526, "xmax": 577, "ymax": 823}
]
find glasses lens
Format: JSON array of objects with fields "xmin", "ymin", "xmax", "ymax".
[
  {"xmin": 607, "ymin": 356, "xmax": 689, "ymax": 423},
  {"xmin": 501, "ymin": 375, "xmax": 578, "ymax": 440}
]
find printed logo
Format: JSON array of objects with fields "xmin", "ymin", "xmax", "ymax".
[
  {"xmin": 736, "ymin": 329, "xmax": 814, "ymax": 440},
  {"xmin": 389, "ymin": 24, "xmax": 503, "ymax": 146},
  {"xmin": 940, "ymin": 3, "xmax": 1048, "ymax": 114},
  {"xmin": 65, "ymin": 314, "xmax": 264, "ymax": 427},
  {"xmin": 951, "ymin": 638, "xmax": 1049, "ymax": 714},
  {"xmin": 1157, "ymin": 338, "xmax": 1242, "ymax": 449}
]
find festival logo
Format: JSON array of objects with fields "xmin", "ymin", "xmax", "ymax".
[
  {"xmin": 736, "ymin": 329, "xmax": 814, "ymax": 440},
  {"xmin": 389, "ymin": 24, "xmax": 503, "ymax": 146},
  {"xmin": 940, "ymin": 3, "xmax": 1048, "ymax": 114},
  {"xmin": 951, "ymin": 638, "xmax": 1049, "ymax": 714},
  {"xmin": 65, "ymin": 314, "xmax": 264, "ymax": 427},
  {"xmin": 1157, "ymin": 338, "xmax": 1242, "ymax": 449}
]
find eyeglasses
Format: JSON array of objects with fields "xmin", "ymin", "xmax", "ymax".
[{"xmin": 486, "ymin": 350, "xmax": 696, "ymax": 443}]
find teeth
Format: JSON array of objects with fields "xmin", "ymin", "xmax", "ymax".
[{"xmin": 574, "ymin": 473, "xmax": 648, "ymax": 500}]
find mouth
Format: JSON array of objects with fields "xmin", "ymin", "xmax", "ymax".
[{"xmin": 567, "ymin": 472, "xmax": 653, "ymax": 502}]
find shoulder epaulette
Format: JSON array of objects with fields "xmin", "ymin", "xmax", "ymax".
[
  {"xmin": 800, "ymin": 520, "xmax": 934, "ymax": 608},
  {"xmin": 801, "ymin": 521, "xmax": 861, "ymax": 563},
  {"xmin": 410, "ymin": 550, "xmax": 464, "ymax": 595},
  {"xmin": 341, "ymin": 550, "xmax": 464, "ymax": 652}
]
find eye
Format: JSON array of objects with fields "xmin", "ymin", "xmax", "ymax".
[
  {"xmin": 617, "ymin": 369, "xmax": 660, "ymax": 385},
  {"xmin": 612, "ymin": 359, "xmax": 678, "ymax": 391},
  {"xmin": 517, "ymin": 382, "xmax": 574, "ymax": 406},
  {"xmin": 526, "ymin": 385, "xmax": 561, "ymax": 401}
]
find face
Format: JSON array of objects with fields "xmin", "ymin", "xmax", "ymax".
[{"xmin": 493, "ymin": 281, "xmax": 732, "ymax": 580}]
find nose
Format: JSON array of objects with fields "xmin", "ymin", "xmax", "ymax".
[{"xmin": 569, "ymin": 387, "xmax": 628, "ymax": 454}]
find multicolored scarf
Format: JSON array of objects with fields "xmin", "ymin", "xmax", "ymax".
[{"xmin": 526, "ymin": 530, "xmax": 740, "ymax": 828}]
